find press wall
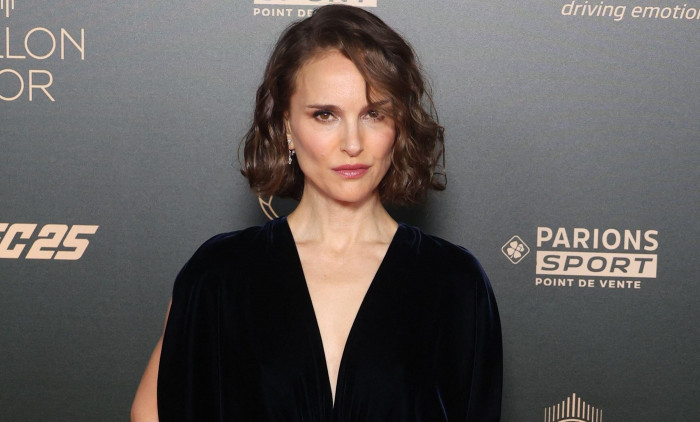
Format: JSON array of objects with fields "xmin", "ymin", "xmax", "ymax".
[{"xmin": 1, "ymin": 1, "xmax": 698, "ymax": 420}]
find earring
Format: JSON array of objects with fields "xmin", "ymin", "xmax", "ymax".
[{"xmin": 287, "ymin": 136, "xmax": 295, "ymax": 165}]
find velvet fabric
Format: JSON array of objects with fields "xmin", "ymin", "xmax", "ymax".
[{"xmin": 158, "ymin": 217, "xmax": 502, "ymax": 421}]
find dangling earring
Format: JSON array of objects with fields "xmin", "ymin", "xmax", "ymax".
[{"xmin": 287, "ymin": 136, "xmax": 295, "ymax": 165}]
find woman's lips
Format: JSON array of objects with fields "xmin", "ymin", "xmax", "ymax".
[{"xmin": 332, "ymin": 164, "xmax": 370, "ymax": 179}]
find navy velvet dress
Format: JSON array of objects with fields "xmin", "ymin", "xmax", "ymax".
[{"xmin": 157, "ymin": 217, "xmax": 502, "ymax": 421}]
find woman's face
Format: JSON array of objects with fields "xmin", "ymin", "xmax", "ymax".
[{"xmin": 287, "ymin": 49, "xmax": 395, "ymax": 205}]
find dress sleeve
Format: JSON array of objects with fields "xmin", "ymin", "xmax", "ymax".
[
  {"xmin": 157, "ymin": 240, "xmax": 226, "ymax": 422},
  {"xmin": 466, "ymin": 269, "xmax": 503, "ymax": 422}
]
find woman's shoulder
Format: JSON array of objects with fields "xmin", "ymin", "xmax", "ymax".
[
  {"xmin": 398, "ymin": 223, "xmax": 485, "ymax": 276},
  {"xmin": 399, "ymin": 224, "xmax": 498, "ymax": 319},
  {"xmin": 168, "ymin": 219, "xmax": 289, "ymax": 299},
  {"xmin": 178, "ymin": 218, "xmax": 285, "ymax": 273}
]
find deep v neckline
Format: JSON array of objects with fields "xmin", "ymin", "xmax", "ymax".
[{"xmin": 279, "ymin": 217, "xmax": 402, "ymax": 410}]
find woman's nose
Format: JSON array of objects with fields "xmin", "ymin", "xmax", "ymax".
[{"xmin": 341, "ymin": 121, "xmax": 363, "ymax": 156}]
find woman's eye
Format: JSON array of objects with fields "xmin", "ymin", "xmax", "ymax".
[
  {"xmin": 313, "ymin": 111, "xmax": 335, "ymax": 122},
  {"xmin": 365, "ymin": 110, "xmax": 384, "ymax": 121}
]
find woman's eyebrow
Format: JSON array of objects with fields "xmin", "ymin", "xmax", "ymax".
[
  {"xmin": 306, "ymin": 104, "xmax": 340, "ymax": 111},
  {"xmin": 304, "ymin": 100, "xmax": 391, "ymax": 112},
  {"xmin": 368, "ymin": 99, "xmax": 391, "ymax": 108}
]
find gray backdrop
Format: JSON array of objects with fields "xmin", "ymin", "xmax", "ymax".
[{"xmin": 1, "ymin": 1, "xmax": 698, "ymax": 421}]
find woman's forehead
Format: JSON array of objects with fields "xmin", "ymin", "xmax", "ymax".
[{"xmin": 292, "ymin": 50, "xmax": 390, "ymax": 106}]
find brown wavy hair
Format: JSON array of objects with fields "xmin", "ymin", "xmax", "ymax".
[{"xmin": 241, "ymin": 5, "xmax": 445, "ymax": 204}]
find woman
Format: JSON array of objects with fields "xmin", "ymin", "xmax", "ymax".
[{"xmin": 132, "ymin": 5, "xmax": 502, "ymax": 421}]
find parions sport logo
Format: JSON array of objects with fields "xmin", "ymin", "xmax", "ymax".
[
  {"xmin": 0, "ymin": 223, "xmax": 98, "ymax": 260},
  {"xmin": 253, "ymin": 0, "xmax": 377, "ymax": 18},
  {"xmin": 535, "ymin": 226, "xmax": 658, "ymax": 290}
]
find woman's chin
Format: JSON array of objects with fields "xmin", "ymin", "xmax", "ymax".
[{"xmin": 303, "ymin": 186, "xmax": 380, "ymax": 208}]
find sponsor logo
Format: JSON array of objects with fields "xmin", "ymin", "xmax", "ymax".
[
  {"xmin": 255, "ymin": 0, "xmax": 376, "ymax": 5},
  {"xmin": 544, "ymin": 392, "xmax": 603, "ymax": 422},
  {"xmin": 503, "ymin": 226, "xmax": 659, "ymax": 289},
  {"xmin": 253, "ymin": 0, "xmax": 377, "ymax": 18},
  {"xmin": 0, "ymin": 2, "xmax": 86, "ymax": 102},
  {"xmin": 0, "ymin": 0, "xmax": 17, "ymax": 18},
  {"xmin": 258, "ymin": 195, "xmax": 298, "ymax": 219},
  {"xmin": 561, "ymin": 1, "xmax": 700, "ymax": 22},
  {"xmin": 501, "ymin": 235, "xmax": 529, "ymax": 264},
  {"xmin": 0, "ymin": 223, "xmax": 98, "ymax": 260},
  {"xmin": 258, "ymin": 196, "xmax": 280, "ymax": 220}
]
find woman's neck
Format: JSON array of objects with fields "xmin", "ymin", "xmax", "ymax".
[{"xmin": 287, "ymin": 190, "xmax": 397, "ymax": 248}]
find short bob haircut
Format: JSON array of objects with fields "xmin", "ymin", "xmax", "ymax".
[{"xmin": 241, "ymin": 5, "xmax": 445, "ymax": 204}]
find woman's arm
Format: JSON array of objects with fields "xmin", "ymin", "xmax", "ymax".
[
  {"xmin": 130, "ymin": 301, "xmax": 171, "ymax": 422},
  {"xmin": 466, "ymin": 273, "xmax": 502, "ymax": 422}
]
